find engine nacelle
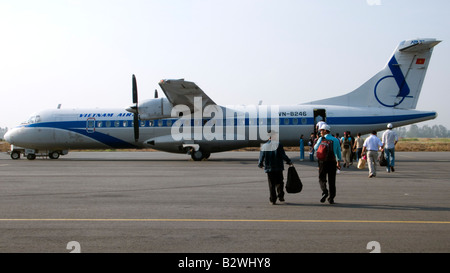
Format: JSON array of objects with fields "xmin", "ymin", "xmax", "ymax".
[{"xmin": 138, "ymin": 98, "xmax": 173, "ymax": 120}]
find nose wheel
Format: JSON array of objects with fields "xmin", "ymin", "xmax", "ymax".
[{"xmin": 49, "ymin": 151, "xmax": 60, "ymax": 159}]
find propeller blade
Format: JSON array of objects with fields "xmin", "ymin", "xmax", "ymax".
[
  {"xmin": 154, "ymin": 89, "xmax": 158, "ymax": 98},
  {"xmin": 133, "ymin": 113, "xmax": 139, "ymax": 142},
  {"xmin": 132, "ymin": 74, "xmax": 138, "ymax": 104},
  {"xmin": 132, "ymin": 74, "xmax": 139, "ymax": 142}
]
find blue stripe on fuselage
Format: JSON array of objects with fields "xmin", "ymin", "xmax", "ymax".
[
  {"xmin": 327, "ymin": 112, "xmax": 435, "ymax": 125},
  {"xmin": 22, "ymin": 111, "xmax": 435, "ymax": 144},
  {"xmin": 25, "ymin": 121, "xmax": 138, "ymax": 149}
]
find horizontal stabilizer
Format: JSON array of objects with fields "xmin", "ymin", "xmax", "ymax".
[{"xmin": 399, "ymin": 39, "xmax": 441, "ymax": 52}]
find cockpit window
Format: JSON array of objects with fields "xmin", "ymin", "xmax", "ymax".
[{"xmin": 25, "ymin": 115, "xmax": 41, "ymax": 124}]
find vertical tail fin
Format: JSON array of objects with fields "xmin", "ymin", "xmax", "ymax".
[{"xmin": 304, "ymin": 38, "xmax": 441, "ymax": 109}]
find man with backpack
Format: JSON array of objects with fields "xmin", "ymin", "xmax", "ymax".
[
  {"xmin": 314, "ymin": 123, "xmax": 342, "ymax": 204},
  {"xmin": 340, "ymin": 131, "xmax": 352, "ymax": 168}
]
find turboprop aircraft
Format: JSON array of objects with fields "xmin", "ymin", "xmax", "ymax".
[{"xmin": 4, "ymin": 38, "xmax": 441, "ymax": 161}]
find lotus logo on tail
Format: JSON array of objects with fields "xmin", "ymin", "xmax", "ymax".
[{"xmin": 374, "ymin": 56, "xmax": 411, "ymax": 108}]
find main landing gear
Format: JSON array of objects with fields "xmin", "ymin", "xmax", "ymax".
[{"xmin": 185, "ymin": 145, "xmax": 211, "ymax": 161}]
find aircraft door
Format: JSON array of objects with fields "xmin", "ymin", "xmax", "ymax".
[
  {"xmin": 86, "ymin": 118, "xmax": 96, "ymax": 133},
  {"xmin": 313, "ymin": 109, "xmax": 326, "ymax": 135}
]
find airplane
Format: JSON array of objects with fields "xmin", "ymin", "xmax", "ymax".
[{"xmin": 4, "ymin": 38, "xmax": 441, "ymax": 161}]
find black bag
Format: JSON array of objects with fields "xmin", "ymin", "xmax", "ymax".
[
  {"xmin": 286, "ymin": 166, "xmax": 303, "ymax": 193},
  {"xmin": 379, "ymin": 151, "xmax": 387, "ymax": 166}
]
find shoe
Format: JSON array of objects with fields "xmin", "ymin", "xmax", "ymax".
[
  {"xmin": 269, "ymin": 202, "xmax": 276, "ymax": 205},
  {"xmin": 386, "ymin": 168, "xmax": 390, "ymax": 173},
  {"xmin": 391, "ymin": 166, "xmax": 395, "ymax": 172},
  {"xmin": 320, "ymin": 192, "xmax": 328, "ymax": 203},
  {"xmin": 328, "ymin": 198, "xmax": 335, "ymax": 204},
  {"xmin": 369, "ymin": 174, "xmax": 374, "ymax": 178}
]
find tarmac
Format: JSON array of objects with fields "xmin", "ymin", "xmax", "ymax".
[{"xmin": 0, "ymin": 151, "xmax": 449, "ymax": 253}]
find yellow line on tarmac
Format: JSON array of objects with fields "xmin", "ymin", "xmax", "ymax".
[{"xmin": 0, "ymin": 219, "xmax": 449, "ymax": 224}]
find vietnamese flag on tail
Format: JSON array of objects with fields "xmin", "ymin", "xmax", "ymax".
[{"xmin": 416, "ymin": 58, "xmax": 426, "ymax": 65}]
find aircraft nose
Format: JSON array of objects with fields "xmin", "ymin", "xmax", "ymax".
[
  {"xmin": 4, "ymin": 129, "xmax": 13, "ymax": 143},
  {"xmin": 4, "ymin": 128, "xmax": 21, "ymax": 144}
]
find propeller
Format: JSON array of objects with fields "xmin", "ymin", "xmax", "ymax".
[
  {"xmin": 132, "ymin": 74, "xmax": 139, "ymax": 142},
  {"xmin": 154, "ymin": 89, "xmax": 158, "ymax": 98}
]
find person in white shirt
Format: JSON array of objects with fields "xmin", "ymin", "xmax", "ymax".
[
  {"xmin": 382, "ymin": 123, "xmax": 399, "ymax": 173},
  {"xmin": 362, "ymin": 131, "xmax": 383, "ymax": 178}
]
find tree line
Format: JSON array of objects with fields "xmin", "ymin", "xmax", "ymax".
[
  {"xmin": 393, "ymin": 124, "xmax": 450, "ymax": 138},
  {"xmin": 0, "ymin": 127, "xmax": 7, "ymax": 140}
]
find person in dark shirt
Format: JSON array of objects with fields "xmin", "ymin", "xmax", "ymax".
[{"xmin": 258, "ymin": 131, "xmax": 293, "ymax": 205}]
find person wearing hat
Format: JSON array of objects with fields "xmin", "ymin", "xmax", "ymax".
[
  {"xmin": 258, "ymin": 130, "xmax": 293, "ymax": 205},
  {"xmin": 382, "ymin": 123, "xmax": 398, "ymax": 173},
  {"xmin": 314, "ymin": 123, "xmax": 342, "ymax": 204}
]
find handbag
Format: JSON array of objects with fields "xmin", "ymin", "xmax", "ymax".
[
  {"xmin": 286, "ymin": 166, "xmax": 303, "ymax": 193},
  {"xmin": 357, "ymin": 158, "xmax": 366, "ymax": 169},
  {"xmin": 379, "ymin": 151, "xmax": 387, "ymax": 166}
]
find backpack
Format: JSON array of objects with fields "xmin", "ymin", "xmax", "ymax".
[
  {"xmin": 316, "ymin": 138, "xmax": 335, "ymax": 162},
  {"xmin": 342, "ymin": 137, "xmax": 350, "ymax": 149}
]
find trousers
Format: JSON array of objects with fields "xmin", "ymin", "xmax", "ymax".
[
  {"xmin": 367, "ymin": 150, "xmax": 378, "ymax": 176},
  {"xmin": 384, "ymin": 148, "xmax": 395, "ymax": 168},
  {"xmin": 267, "ymin": 171, "xmax": 285, "ymax": 203},
  {"xmin": 318, "ymin": 160, "xmax": 337, "ymax": 199}
]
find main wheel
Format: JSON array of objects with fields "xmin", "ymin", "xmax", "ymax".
[{"xmin": 191, "ymin": 150, "xmax": 204, "ymax": 161}]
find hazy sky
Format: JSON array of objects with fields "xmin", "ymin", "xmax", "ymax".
[{"xmin": 1, "ymin": 0, "xmax": 449, "ymax": 129}]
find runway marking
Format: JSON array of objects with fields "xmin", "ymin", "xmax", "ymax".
[{"xmin": 0, "ymin": 219, "xmax": 449, "ymax": 224}]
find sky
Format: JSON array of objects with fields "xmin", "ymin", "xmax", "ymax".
[{"xmin": 1, "ymin": 0, "xmax": 449, "ymax": 129}]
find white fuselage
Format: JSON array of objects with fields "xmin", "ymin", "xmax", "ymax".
[
  {"xmin": 4, "ymin": 104, "xmax": 436, "ymax": 154},
  {"xmin": 4, "ymin": 38, "xmax": 441, "ymax": 159}
]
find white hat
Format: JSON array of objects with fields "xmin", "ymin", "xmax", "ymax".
[
  {"xmin": 387, "ymin": 123, "xmax": 393, "ymax": 129},
  {"xmin": 319, "ymin": 123, "xmax": 331, "ymax": 131}
]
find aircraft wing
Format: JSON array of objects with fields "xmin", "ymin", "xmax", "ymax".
[{"xmin": 158, "ymin": 79, "xmax": 216, "ymax": 112}]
